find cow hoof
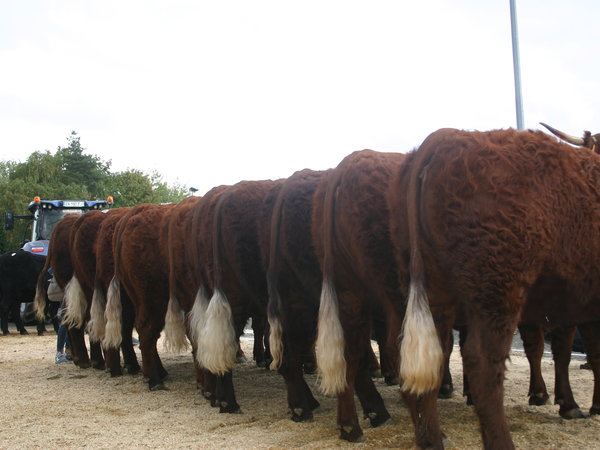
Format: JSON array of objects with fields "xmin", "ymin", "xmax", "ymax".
[
  {"xmin": 529, "ymin": 393, "xmax": 549, "ymax": 406},
  {"xmin": 2, "ymin": 331, "xmax": 9, "ymax": 336},
  {"xmin": 367, "ymin": 410, "xmax": 390, "ymax": 428},
  {"xmin": 370, "ymin": 368, "xmax": 382, "ymax": 378},
  {"xmin": 589, "ymin": 406, "xmax": 600, "ymax": 416},
  {"xmin": 19, "ymin": 329, "xmax": 29, "ymax": 335},
  {"xmin": 438, "ymin": 383, "xmax": 454, "ymax": 399},
  {"xmin": 124, "ymin": 364, "xmax": 140, "ymax": 375},
  {"xmin": 219, "ymin": 402, "xmax": 241, "ymax": 414},
  {"xmin": 109, "ymin": 370, "xmax": 123, "ymax": 378},
  {"xmin": 308, "ymin": 398, "xmax": 320, "ymax": 412},
  {"xmin": 256, "ymin": 360, "xmax": 267, "ymax": 369},
  {"xmin": 92, "ymin": 361, "xmax": 105, "ymax": 371},
  {"xmin": 291, "ymin": 408, "xmax": 313, "ymax": 422},
  {"xmin": 77, "ymin": 361, "xmax": 91, "ymax": 369},
  {"xmin": 580, "ymin": 362, "xmax": 592, "ymax": 370},
  {"xmin": 303, "ymin": 363, "xmax": 317, "ymax": 375},
  {"xmin": 465, "ymin": 394, "xmax": 473, "ymax": 406},
  {"xmin": 339, "ymin": 425, "xmax": 364, "ymax": 442},
  {"xmin": 150, "ymin": 383, "xmax": 169, "ymax": 391},
  {"xmin": 37, "ymin": 330, "xmax": 45, "ymax": 336},
  {"xmin": 560, "ymin": 407, "xmax": 586, "ymax": 419},
  {"xmin": 384, "ymin": 375, "xmax": 398, "ymax": 386}
]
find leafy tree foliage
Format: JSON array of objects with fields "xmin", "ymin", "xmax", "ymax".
[{"xmin": 0, "ymin": 132, "xmax": 188, "ymax": 252}]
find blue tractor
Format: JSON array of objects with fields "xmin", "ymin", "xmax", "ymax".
[
  {"xmin": 5, "ymin": 196, "xmax": 113, "ymax": 255},
  {"xmin": 3, "ymin": 196, "xmax": 113, "ymax": 324}
]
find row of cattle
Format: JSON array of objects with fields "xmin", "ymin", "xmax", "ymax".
[{"xmin": 32, "ymin": 125, "xmax": 600, "ymax": 449}]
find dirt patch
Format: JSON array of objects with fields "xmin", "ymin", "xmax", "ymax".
[{"xmin": 1, "ymin": 326, "xmax": 598, "ymax": 449}]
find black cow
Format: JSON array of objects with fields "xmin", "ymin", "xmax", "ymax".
[{"xmin": 0, "ymin": 250, "xmax": 48, "ymax": 335}]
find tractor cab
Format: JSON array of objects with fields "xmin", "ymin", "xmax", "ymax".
[{"xmin": 5, "ymin": 196, "xmax": 114, "ymax": 255}]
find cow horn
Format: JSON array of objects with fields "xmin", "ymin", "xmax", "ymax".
[{"xmin": 540, "ymin": 122, "xmax": 586, "ymax": 146}]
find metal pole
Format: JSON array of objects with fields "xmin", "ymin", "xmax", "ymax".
[{"xmin": 510, "ymin": 0, "xmax": 524, "ymax": 130}]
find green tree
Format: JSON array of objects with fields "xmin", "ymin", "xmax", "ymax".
[
  {"xmin": 55, "ymin": 131, "xmax": 111, "ymax": 195},
  {"xmin": 0, "ymin": 132, "xmax": 187, "ymax": 252}
]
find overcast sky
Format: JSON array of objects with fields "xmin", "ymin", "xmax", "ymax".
[{"xmin": 1, "ymin": 1, "xmax": 598, "ymax": 196}]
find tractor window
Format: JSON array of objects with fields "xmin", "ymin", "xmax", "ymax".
[{"xmin": 36, "ymin": 209, "xmax": 84, "ymax": 240}]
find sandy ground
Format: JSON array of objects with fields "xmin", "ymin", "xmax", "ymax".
[{"xmin": 1, "ymin": 325, "xmax": 599, "ymax": 449}]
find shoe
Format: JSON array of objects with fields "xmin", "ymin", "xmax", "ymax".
[{"xmin": 55, "ymin": 352, "xmax": 69, "ymax": 364}]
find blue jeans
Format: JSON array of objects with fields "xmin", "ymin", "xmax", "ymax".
[{"xmin": 56, "ymin": 324, "xmax": 71, "ymax": 353}]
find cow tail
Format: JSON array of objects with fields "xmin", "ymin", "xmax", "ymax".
[
  {"xmin": 267, "ymin": 191, "xmax": 285, "ymax": 371},
  {"xmin": 88, "ymin": 282, "xmax": 106, "ymax": 343},
  {"xmin": 34, "ymin": 260, "xmax": 52, "ymax": 322},
  {"xmin": 189, "ymin": 285, "xmax": 210, "ymax": 347},
  {"xmin": 164, "ymin": 294, "xmax": 189, "ymax": 353},
  {"xmin": 103, "ymin": 275, "xmax": 123, "ymax": 349},
  {"xmin": 315, "ymin": 171, "xmax": 347, "ymax": 396},
  {"xmin": 63, "ymin": 275, "xmax": 87, "ymax": 329},
  {"xmin": 399, "ymin": 153, "xmax": 443, "ymax": 395},
  {"xmin": 197, "ymin": 197, "xmax": 237, "ymax": 375}
]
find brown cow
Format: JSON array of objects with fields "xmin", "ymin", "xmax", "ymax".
[
  {"xmin": 88, "ymin": 207, "xmax": 140, "ymax": 377},
  {"xmin": 62, "ymin": 210, "xmax": 109, "ymax": 370},
  {"xmin": 312, "ymin": 150, "xmax": 405, "ymax": 441},
  {"xmin": 186, "ymin": 185, "xmax": 230, "ymax": 407},
  {"xmin": 104, "ymin": 203, "xmax": 175, "ymax": 389},
  {"xmin": 34, "ymin": 214, "xmax": 94, "ymax": 368},
  {"xmin": 394, "ymin": 128, "xmax": 600, "ymax": 448},
  {"xmin": 267, "ymin": 169, "xmax": 329, "ymax": 422},
  {"xmin": 191, "ymin": 179, "xmax": 284, "ymax": 413},
  {"xmin": 162, "ymin": 195, "xmax": 204, "ymax": 386},
  {"xmin": 163, "ymin": 195, "xmax": 202, "ymax": 353}
]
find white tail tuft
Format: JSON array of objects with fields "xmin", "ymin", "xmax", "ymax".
[
  {"xmin": 268, "ymin": 314, "xmax": 283, "ymax": 371},
  {"xmin": 103, "ymin": 276, "xmax": 123, "ymax": 349},
  {"xmin": 315, "ymin": 279, "xmax": 347, "ymax": 396},
  {"xmin": 63, "ymin": 276, "xmax": 87, "ymax": 329},
  {"xmin": 87, "ymin": 285, "xmax": 107, "ymax": 343},
  {"xmin": 399, "ymin": 281, "xmax": 443, "ymax": 395},
  {"xmin": 163, "ymin": 295, "xmax": 190, "ymax": 353},
  {"xmin": 197, "ymin": 288, "xmax": 237, "ymax": 375},
  {"xmin": 34, "ymin": 285, "xmax": 47, "ymax": 322},
  {"xmin": 189, "ymin": 286, "xmax": 209, "ymax": 346}
]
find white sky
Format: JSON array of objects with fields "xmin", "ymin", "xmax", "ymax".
[{"xmin": 1, "ymin": 1, "xmax": 598, "ymax": 195}]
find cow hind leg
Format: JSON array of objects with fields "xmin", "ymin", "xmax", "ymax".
[
  {"xmin": 462, "ymin": 316, "xmax": 515, "ymax": 449},
  {"xmin": 120, "ymin": 296, "xmax": 140, "ymax": 375},
  {"xmin": 576, "ymin": 322, "xmax": 600, "ymax": 416},
  {"xmin": 518, "ymin": 324, "xmax": 550, "ymax": 406},
  {"xmin": 251, "ymin": 315, "xmax": 267, "ymax": 368},
  {"xmin": 36, "ymin": 319, "xmax": 47, "ymax": 336},
  {"xmin": 216, "ymin": 371, "xmax": 240, "ymax": 413},
  {"xmin": 138, "ymin": 326, "xmax": 168, "ymax": 390},
  {"xmin": 103, "ymin": 347, "xmax": 123, "ymax": 377},
  {"xmin": 280, "ymin": 341, "xmax": 319, "ymax": 422},
  {"xmin": 11, "ymin": 303, "xmax": 28, "ymax": 334},
  {"xmin": 402, "ymin": 390, "xmax": 444, "ymax": 449},
  {"xmin": 89, "ymin": 340, "xmax": 106, "ymax": 371},
  {"xmin": 438, "ymin": 330, "xmax": 454, "ymax": 399},
  {"xmin": 336, "ymin": 366, "xmax": 363, "ymax": 442},
  {"xmin": 550, "ymin": 326, "xmax": 584, "ymax": 419},
  {"xmin": 354, "ymin": 348, "xmax": 390, "ymax": 428},
  {"xmin": 202, "ymin": 370, "xmax": 219, "ymax": 407},
  {"xmin": 68, "ymin": 327, "xmax": 91, "ymax": 369},
  {"xmin": 1, "ymin": 306, "xmax": 9, "ymax": 335}
]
